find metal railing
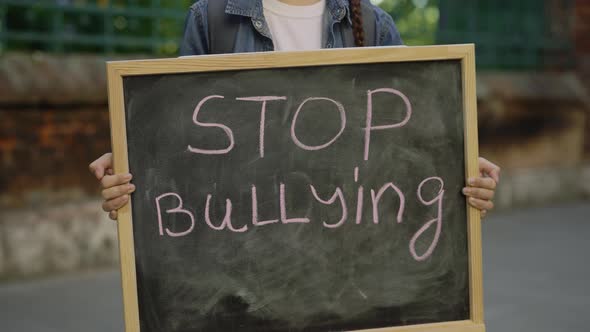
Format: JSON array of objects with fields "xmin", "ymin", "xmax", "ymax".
[
  {"xmin": 0, "ymin": 0, "xmax": 576, "ymax": 70},
  {"xmin": 0, "ymin": 0, "xmax": 191, "ymax": 55},
  {"xmin": 437, "ymin": 0, "xmax": 575, "ymax": 69}
]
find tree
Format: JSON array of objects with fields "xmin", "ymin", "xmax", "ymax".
[{"xmin": 373, "ymin": 0, "xmax": 439, "ymax": 45}]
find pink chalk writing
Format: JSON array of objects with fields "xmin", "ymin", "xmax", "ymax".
[
  {"xmin": 251, "ymin": 185, "xmax": 279, "ymax": 226},
  {"xmin": 236, "ymin": 96, "xmax": 287, "ymax": 158},
  {"xmin": 310, "ymin": 185, "xmax": 348, "ymax": 228},
  {"xmin": 354, "ymin": 166, "xmax": 364, "ymax": 224},
  {"xmin": 290, "ymin": 97, "xmax": 346, "ymax": 151},
  {"xmin": 370, "ymin": 182, "xmax": 405, "ymax": 224},
  {"xmin": 188, "ymin": 95, "xmax": 235, "ymax": 155},
  {"xmin": 155, "ymin": 88, "xmax": 450, "ymax": 262},
  {"xmin": 409, "ymin": 177, "xmax": 445, "ymax": 261},
  {"xmin": 363, "ymin": 88, "xmax": 412, "ymax": 161},
  {"xmin": 153, "ymin": 174, "xmax": 448, "ymax": 262},
  {"xmin": 205, "ymin": 195, "xmax": 247, "ymax": 233},
  {"xmin": 155, "ymin": 193, "xmax": 195, "ymax": 237},
  {"xmin": 280, "ymin": 183, "xmax": 310, "ymax": 224}
]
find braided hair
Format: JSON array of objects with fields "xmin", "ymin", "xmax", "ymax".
[{"xmin": 349, "ymin": 0, "xmax": 365, "ymax": 47}]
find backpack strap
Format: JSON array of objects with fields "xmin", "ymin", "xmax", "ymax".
[
  {"xmin": 342, "ymin": 1, "xmax": 377, "ymax": 47},
  {"xmin": 207, "ymin": 0, "xmax": 239, "ymax": 54}
]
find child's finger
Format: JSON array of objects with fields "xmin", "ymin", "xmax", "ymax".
[
  {"xmin": 89, "ymin": 153, "xmax": 113, "ymax": 180},
  {"xmin": 468, "ymin": 197, "xmax": 494, "ymax": 211},
  {"xmin": 109, "ymin": 210, "xmax": 118, "ymax": 221},
  {"xmin": 478, "ymin": 157, "xmax": 501, "ymax": 183},
  {"xmin": 102, "ymin": 183, "xmax": 135, "ymax": 200},
  {"xmin": 100, "ymin": 173, "xmax": 133, "ymax": 190},
  {"xmin": 102, "ymin": 195, "xmax": 129, "ymax": 213},
  {"xmin": 462, "ymin": 187, "xmax": 494, "ymax": 200},
  {"xmin": 468, "ymin": 176, "xmax": 496, "ymax": 190}
]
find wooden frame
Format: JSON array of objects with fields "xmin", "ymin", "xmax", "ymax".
[{"xmin": 107, "ymin": 44, "xmax": 484, "ymax": 332}]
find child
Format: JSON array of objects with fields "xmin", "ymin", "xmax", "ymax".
[{"xmin": 89, "ymin": 0, "xmax": 500, "ymax": 220}]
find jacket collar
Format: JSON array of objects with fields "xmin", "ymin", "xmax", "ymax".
[{"xmin": 225, "ymin": 0, "xmax": 351, "ymax": 21}]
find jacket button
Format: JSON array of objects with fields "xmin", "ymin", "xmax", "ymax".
[
  {"xmin": 336, "ymin": 8, "xmax": 345, "ymax": 19},
  {"xmin": 326, "ymin": 43, "xmax": 333, "ymax": 48},
  {"xmin": 254, "ymin": 20, "xmax": 263, "ymax": 29}
]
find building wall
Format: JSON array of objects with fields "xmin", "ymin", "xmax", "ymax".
[
  {"xmin": 0, "ymin": 106, "xmax": 110, "ymax": 206},
  {"xmin": 0, "ymin": 53, "xmax": 111, "ymax": 207},
  {"xmin": 575, "ymin": 0, "xmax": 590, "ymax": 159},
  {"xmin": 0, "ymin": 54, "xmax": 117, "ymax": 280},
  {"xmin": 576, "ymin": 0, "xmax": 590, "ymax": 69}
]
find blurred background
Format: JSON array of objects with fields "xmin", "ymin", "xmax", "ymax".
[{"xmin": 0, "ymin": 0, "xmax": 588, "ymax": 331}]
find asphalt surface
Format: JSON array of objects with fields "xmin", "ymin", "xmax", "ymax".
[{"xmin": 0, "ymin": 202, "xmax": 588, "ymax": 332}]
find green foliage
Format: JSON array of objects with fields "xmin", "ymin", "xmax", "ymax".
[{"xmin": 372, "ymin": 0, "xmax": 439, "ymax": 45}]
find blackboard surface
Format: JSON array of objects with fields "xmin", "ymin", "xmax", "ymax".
[{"xmin": 123, "ymin": 59, "xmax": 469, "ymax": 332}]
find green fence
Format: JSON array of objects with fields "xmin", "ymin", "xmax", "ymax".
[
  {"xmin": 0, "ymin": 0, "xmax": 191, "ymax": 55},
  {"xmin": 437, "ymin": 0, "xmax": 575, "ymax": 69},
  {"xmin": 0, "ymin": 0, "xmax": 576, "ymax": 69},
  {"xmin": 0, "ymin": 0, "xmax": 440, "ymax": 56}
]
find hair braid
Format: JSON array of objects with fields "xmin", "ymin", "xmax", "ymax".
[{"xmin": 349, "ymin": 0, "xmax": 365, "ymax": 47}]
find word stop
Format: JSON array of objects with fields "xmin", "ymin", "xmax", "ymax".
[{"xmin": 186, "ymin": 88, "xmax": 412, "ymax": 161}]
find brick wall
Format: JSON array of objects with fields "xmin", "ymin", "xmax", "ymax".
[
  {"xmin": 476, "ymin": 72, "xmax": 589, "ymax": 168},
  {"xmin": 0, "ymin": 54, "xmax": 111, "ymax": 207},
  {"xmin": 576, "ymin": 0, "xmax": 590, "ymax": 59},
  {"xmin": 0, "ymin": 53, "xmax": 118, "ymax": 280},
  {"xmin": 575, "ymin": 0, "xmax": 590, "ymax": 159},
  {"xmin": 0, "ymin": 106, "xmax": 111, "ymax": 206}
]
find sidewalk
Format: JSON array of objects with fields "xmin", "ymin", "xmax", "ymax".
[
  {"xmin": 0, "ymin": 202, "xmax": 588, "ymax": 332},
  {"xmin": 483, "ymin": 202, "xmax": 590, "ymax": 332}
]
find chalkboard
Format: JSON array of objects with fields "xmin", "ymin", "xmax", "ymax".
[{"xmin": 108, "ymin": 45, "xmax": 485, "ymax": 332}]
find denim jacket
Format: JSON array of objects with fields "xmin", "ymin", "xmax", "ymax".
[{"xmin": 179, "ymin": 0, "xmax": 403, "ymax": 55}]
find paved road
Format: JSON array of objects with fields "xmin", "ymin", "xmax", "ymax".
[
  {"xmin": 0, "ymin": 202, "xmax": 588, "ymax": 332},
  {"xmin": 482, "ymin": 202, "xmax": 590, "ymax": 332}
]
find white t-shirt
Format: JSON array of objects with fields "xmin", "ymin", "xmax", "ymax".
[{"xmin": 262, "ymin": 0, "xmax": 326, "ymax": 51}]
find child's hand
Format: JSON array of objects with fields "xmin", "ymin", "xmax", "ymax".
[
  {"xmin": 462, "ymin": 157, "xmax": 500, "ymax": 218},
  {"xmin": 89, "ymin": 153, "xmax": 135, "ymax": 220}
]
